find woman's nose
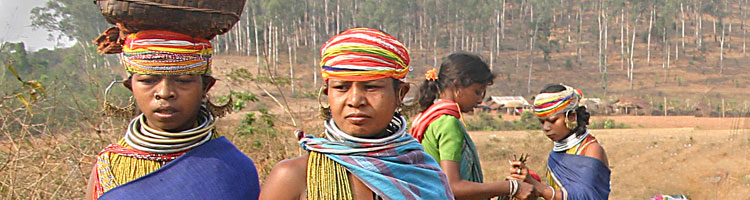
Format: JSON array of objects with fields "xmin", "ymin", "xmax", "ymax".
[
  {"xmin": 346, "ymin": 85, "xmax": 366, "ymax": 107},
  {"xmin": 154, "ymin": 79, "xmax": 176, "ymax": 100}
]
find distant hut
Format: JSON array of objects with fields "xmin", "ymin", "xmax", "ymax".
[
  {"xmin": 611, "ymin": 97, "xmax": 650, "ymax": 115},
  {"xmin": 483, "ymin": 96, "xmax": 532, "ymax": 115},
  {"xmin": 581, "ymin": 98, "xmax": 603, "ymax": 114}
]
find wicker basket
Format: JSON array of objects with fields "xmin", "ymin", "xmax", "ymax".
[{"xmin": 95, "ymin": 0, "xmax": 246, "ymax": 39}]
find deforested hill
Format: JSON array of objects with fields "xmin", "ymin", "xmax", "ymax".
[
  {"xmin": 9, "ymin": 0, "xmax": 750, "ymax": 117},
  {"xmin": 207, "ymin": 0, "xmax": 750, "ymax": 116}
]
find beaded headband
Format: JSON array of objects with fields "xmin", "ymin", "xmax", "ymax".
[
  {"xmin": 533, "ymin": 84, "xmax": 583, "ymax": 119},
  {"xmin": 121, "ymin": 30, "xmax": 212, "ymax": 75},
  {"xmin": 320, "ymin": 28, "xmax": 410, "ymax": 82}
]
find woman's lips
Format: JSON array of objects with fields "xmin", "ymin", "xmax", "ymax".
[
  {"xmin": 153, "ymin": 108, "xmax": 178, "ymax": 119},
  {"xmin": 345, "ymin": 114, "xmax": 370, "ymax": 124}
]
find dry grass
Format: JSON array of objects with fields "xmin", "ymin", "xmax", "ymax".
[
  {"xmin": 3, "ymin": 53, "xmax": 749, "ymax": 199},
  {"xmin": 473, "ymin": 125, "xmax": 750, "ymax": 199}
]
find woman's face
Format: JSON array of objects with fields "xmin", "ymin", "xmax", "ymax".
[
  {"xmin": 539, "ymin": 112, "xmax": 574, "ymax": 141},
  {"xmin": 327, "ymin": 78, "xmax": 408, "ymax": 138},
  {"xmin": 130, "ymin": 74, "xmax": 207, "ymax": 132},
  {"xmin": 453, "ymin": 83, "xmax": 487, "ymax": 113}
]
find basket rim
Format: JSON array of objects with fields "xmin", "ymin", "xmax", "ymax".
[{"xmin": 97, "ymin": 0, "xmax": 241, "ymax": 20}]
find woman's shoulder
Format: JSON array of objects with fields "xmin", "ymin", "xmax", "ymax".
[
  {"xmin": 580, "ymin": 140, "xmax": 609, "ymax": 167},
  {"xmin": 428, "ymin": 115, "xmax": 462, "ymax": 128},
  {"xmin": 260, "ymin": 154, "xmax": 309, "ymax": 199},
  {"xmin": 425, "ymin": 115, "xmax": 465, "ymax": 136},
  {"xmin": 269, "ymin": 154, "xmax": 309, "ymax": 178}
]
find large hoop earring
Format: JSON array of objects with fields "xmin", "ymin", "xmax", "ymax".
[
  {"xmin": 103, "ymin": 80, "xmax": 137, "ymax": 118},
  {"xmin": 205, "ymin": 79, "xmax": 234, "ymax": 118},
  {"xmin": 565, "ymin": 111, "xmax": 578, "ymax": 130},
  {"xmin": 318, "ymin": 85, "xmax": 331, "ymax": 120}
]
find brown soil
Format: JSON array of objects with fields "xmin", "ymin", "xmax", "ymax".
[{"xmin": 470, "ymin": 128, "xmax": 750, "ymax": 199}]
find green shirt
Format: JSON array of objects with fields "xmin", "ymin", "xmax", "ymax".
[
  {"xmin": 420, "ymin": 114, "xmax": 484, "ymax": 184},
  {"xmin": 421, "ymin": 115, "xmax": 465, "ymax": 162}
]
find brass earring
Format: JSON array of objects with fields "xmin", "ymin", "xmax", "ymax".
[
  {"xmin": 565, "ymin": 111, "xmax": 578, "ymax": 130},
  {"xmin": 102, "ymin": 80, "xmax": 137, "ymax": 118},
  {"xmin": 205, "ymin": 79, "xmax": 234, "ymax": 118},
  {"xmin": 318, "ymin": 85, "xmax": 331, "ymax": 120}
]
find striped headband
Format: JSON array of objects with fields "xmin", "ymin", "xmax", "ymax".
[
  {"xmin": 121, "ymin": 30, "xmax": 212, "ymax": 75},
  {"xmin": 533, "ymin": 84, "xmax": 583, "ymax": 119},
  {"xmin": 320, "ymin": 28, "xmax": 410, "ymax": 81}
]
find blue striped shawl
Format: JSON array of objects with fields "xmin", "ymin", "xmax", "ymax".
[
  {"xmin": 300, "ymin": 133, "xmax": 455, "ymax": 200},
  {"xmin": 547, "ymin": 151, "xmax": 611, "ymax": 200}
]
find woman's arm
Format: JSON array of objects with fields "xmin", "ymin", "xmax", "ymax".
[
  {"xmin": 85, "ymin": 166, "xmax": 96, "ymax": 200},
  {"xmin": 441, "ymin": 160, "xmax": 535, "ymax": 200},
  {"xmin": 259, "ymin": 155, "xmax": 308, "ymax": 200}
]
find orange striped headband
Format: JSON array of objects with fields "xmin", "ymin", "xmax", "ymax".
[
  {"xmin": 121, "ymin": 30, "xmax": 213, "ymax": 75},
  {"xmin": 320, "ymin": 28, "xmax": 410, "ymax": 82},
  {"xmin": 533, "ymin": 84, "xmax": 583, "ymax": 119}
]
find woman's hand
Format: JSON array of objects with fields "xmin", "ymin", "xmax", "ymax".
[
  {"xmin": 514, "ymin": 181, "xmax": 538, "ymax": 200},
  {"xmin": 507, "ymin": 160, "xmax": 530, "ymax": 182}
]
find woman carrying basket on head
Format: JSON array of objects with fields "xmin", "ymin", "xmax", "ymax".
[{"xmin": 85, "ymin": 30, "xmax": 260, "ymax": 200}]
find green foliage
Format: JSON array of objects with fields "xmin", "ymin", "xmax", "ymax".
[
  {"xmin": 464, "ymin": 111, "xmax": 541, "ymax": 131},
  {"xmin": 236, "ymin": 107, "xmax": 276, "ymax": 136},
  {"xmin": 217, "ymin": 91, "xmax": 259, "ymax": 111},
  {"xmin": 589, "ymin": 118, "xmax": 630, "ymax": 129},
  {"xmin": 564, "ymin": 58, "xmax": 574, "ymax": 69},
  {"xmin": 30, "ymin": 0, "xmax": 110, "ymax": 43},
  {"xmin": 514, "ymin": 111, "xmax": 542, "ymax": 130}
]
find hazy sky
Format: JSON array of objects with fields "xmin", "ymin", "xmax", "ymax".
[{"xmin": 1, "ymin": 0, "xmax": 75, "ymax": 51}]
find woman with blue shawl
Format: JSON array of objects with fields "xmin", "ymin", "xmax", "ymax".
[
  {"xmin": 259, "ymin": 28, "xmax": 454, "ymax": 200},
  {"xmin": 85, "ymin": 30, "xmax": 260, "ymax": 199},
  {"xmin": 509, "ymin": 84, "xmax": 611, "ymax": 200}
]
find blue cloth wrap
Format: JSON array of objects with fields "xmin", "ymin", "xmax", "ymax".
[
  {"xmin": 548, "ymin": 151, "xmax": 611, "ymax": 200},
  {"xmin": 99, "ymin": 137, "xmax": 260, "ymax": 200}
]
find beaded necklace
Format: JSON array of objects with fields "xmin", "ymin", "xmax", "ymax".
[
  {"xmin": 124, "ymin": 106, "xmax": 215, "ymax": 154},
  {"xmin": 305, "ymin": 115, "xmax": 404, "ymax": 200}
]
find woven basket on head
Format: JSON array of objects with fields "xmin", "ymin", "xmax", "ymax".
[{"xmin": 93, "ymin": 0, "xmax": 246, "ymax": 54}]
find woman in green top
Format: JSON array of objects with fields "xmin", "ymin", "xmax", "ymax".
[{"xmin": 409, "ymin": 53, "xmax": 536, "ymax": 200}]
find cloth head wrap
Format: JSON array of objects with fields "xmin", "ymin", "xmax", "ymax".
[
  {"xmin": 320, "ymin": 28, "xmax": 410, "ymax": 81},
  {"xmin": 533, "ymin": 84, "xmax": 583, "ymax": 119},
  {"xmin": 121, "ymin": 30, "xmax": 213, "ymax": 75}
]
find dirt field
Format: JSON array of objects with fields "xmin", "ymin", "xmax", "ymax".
[{"xmin": 471, "ymin": 117, "xmax": 750, "ymax": 199}]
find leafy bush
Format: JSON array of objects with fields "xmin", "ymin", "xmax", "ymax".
[
  {"xmin": 464, "ymin": 111, "xmax": 541, "ymax": 131},
  {"xmin": 589, "ymin": 118, "xmax": 630, "ymax": 129}
]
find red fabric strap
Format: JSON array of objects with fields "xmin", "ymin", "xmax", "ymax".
[{"xmin": 409, "ymin": 100, "xmax": 461, "ymax": 142}]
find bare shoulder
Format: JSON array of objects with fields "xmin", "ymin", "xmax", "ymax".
[
  {"xmin": 582, "ymin": 142, "xmax": 609, "ymax": 167},
  {"xmin": 259, "ymin": 154, "xmax": 309, "ymax": 200}
]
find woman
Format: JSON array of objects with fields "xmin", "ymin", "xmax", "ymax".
[
  {"xmin": 509, "ymin": 84, "xmax": 611, "ymax": 200},
  {"xmin": 260, "ymin": 28, "xmax": 454, "ymax": 200},
  {"xmin": 409, "ymin": 53, "xmax": 535, "ymax": 200},
  {"xmin": 85, "ymin": 30, "xmax": 260, "ymax": 199}
]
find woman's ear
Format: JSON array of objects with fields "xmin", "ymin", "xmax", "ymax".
[
  {"xmin": 398, "ymin": 83, "xmax": 410, "ymax": 101},
  {"xmin": 123, "ymin": 75, "xmax": 133, "ymax": 91},
  {"xmin": 202, "ymin": 76, "xmax": 217, "ymax": 93},
  {"xmin": 567, "ymin": 111, "xmax": 578, "ymax": 122}
]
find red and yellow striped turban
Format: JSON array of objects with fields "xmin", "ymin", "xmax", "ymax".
[
  {"xmin": 533, "ymin": 84, "xmax": 583, "ymax": 119},
  {"xmin": 121, "ymin": 30, "xmax": 212, "ymax": 75},
  {"xmin": 320, "ymin": 28, "xmax": 410, "ymax": 82}
]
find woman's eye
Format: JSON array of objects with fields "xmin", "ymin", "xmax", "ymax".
[
  {"xmin": 365, "ymin": 85, "xmax": 382, "ymax": 90},
  {"xmin": 138, "ymin": 78, "xmax": 157, "ymax": 84},
  {"xmin": 331, "ymin": 85, "xmax": 349, "ymax": 91},
  {"xmin": 176, "ymin": 79, "xmax": 194, "ymax": 83}
]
